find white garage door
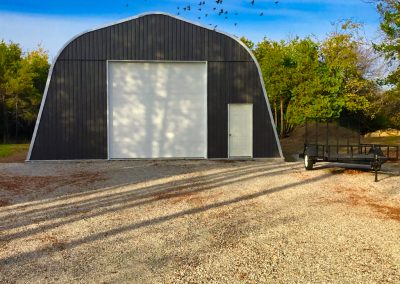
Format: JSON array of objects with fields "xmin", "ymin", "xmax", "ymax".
[{"xmin": 108, "ymin": 61, "xmax": 207, "ymax": 159}]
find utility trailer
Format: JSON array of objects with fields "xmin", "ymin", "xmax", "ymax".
[{"xmin": 299, "ymin": 118, "xmax": 399, "ymax": 182}]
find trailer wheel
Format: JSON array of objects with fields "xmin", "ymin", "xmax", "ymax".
[{"xmin": 304, "ymin": 154, "xmax": 314, "ymax": 170}]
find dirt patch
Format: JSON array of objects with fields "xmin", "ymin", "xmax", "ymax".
[
  {"xmin": 294, "ymin": 171, "xmax": 313, "ymax": 180},
  {"xmin": 329, "ymin": 168, "xmax": 367, "ymax": 175},
  {"xmin": 367, "ymin": 202, "xmax": 400, "ymax": 222},
  {"xmin": 237, "ymin": 272, "xmax": 248, "ymax": 280},
  {"xmin": 37, "ymin": 235, "xmax": 68, "ymax": 252},
  {"xmin": 155, "ymin": 189, "xmax": 221, "ymax": 207},
  {"xmin": 0, "ymin": 151, "xmax": 27, "ymax": 163},
  {"xmin": 332, "ymin": 186, "xmax": 400, "ymax": 222},
  {"xmin": 155, "ymin": 190, "xmax": 198, "ymax": 203},
  {"xmin": 344, "ymin": 169, "xmax": 366, "ymax": 175},
  {"xmin": 218, "ymin": 160, "xmax": 249, "ymax": 163},
  {"xmin": 0, "ymin": 199, "xmax": 10, "ymax": 207},
  {"xmin": 0, "ymin": 171, "xmax": 106, "ymax": 196}
]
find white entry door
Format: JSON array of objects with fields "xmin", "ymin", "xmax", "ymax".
[
  {"xmin": 228, "ymin": 104, "xmax": 253, "ymax": 158},
  {"xmin": 108, "ymin": 61, "xmax": 207, "ymax": 159}
]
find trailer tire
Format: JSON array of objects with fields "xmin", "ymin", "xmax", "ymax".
[{"xmin": 304, "ymin": 154, "xmax": 314, "ymax": 170}]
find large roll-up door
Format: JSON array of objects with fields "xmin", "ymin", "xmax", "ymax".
[{"xmin": 108, "ymin": 61, "xmax": 207, "ymax": 159}]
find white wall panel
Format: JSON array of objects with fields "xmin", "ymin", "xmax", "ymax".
[{"xmin": 108, "ymin": 61, "xmax": 207, "ymax": 158}]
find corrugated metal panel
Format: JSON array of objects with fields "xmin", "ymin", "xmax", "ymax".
[{"xmin": 30, "ymin": 14, "xmax": 279, "ymax": 160}]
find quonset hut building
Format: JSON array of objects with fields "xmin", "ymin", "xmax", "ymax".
[{"xmin": 27, "ymin": 13, "xmax": 283, "ymax": 160}]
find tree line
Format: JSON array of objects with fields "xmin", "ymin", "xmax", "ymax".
[
  {"xmin": 0, "ymin": 41, "xmax": 49, "ymax": 143},
  {"xmin": 242, "ymin": 7, "xmax": 400, "ymax": 137},
  {"xmin": 0, "ymin": 0, "xmax": 398, "ymax": 143},
  {"xmin": 373, "ymin": 0, "xmax": 400, "ymax": 133}
]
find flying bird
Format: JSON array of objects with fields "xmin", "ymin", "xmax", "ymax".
[{"xmin": 172, "ymin": 0, "xmax": 276, "ymax": 31}]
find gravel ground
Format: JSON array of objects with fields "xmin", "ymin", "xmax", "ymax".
[{"xmin": 0, "ymin": 160, "xmax": 399, "ymax": 283}]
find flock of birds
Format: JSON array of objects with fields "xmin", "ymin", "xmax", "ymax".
[{"xmin": 125, "ymin": 0, "xmax": 280, "ymax": 30}]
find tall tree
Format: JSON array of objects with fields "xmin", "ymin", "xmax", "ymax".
[
  {"xmin": 0, "ymin": 41, "xmax": 22, "ymax": 143},
  {"xmin": 373, "ymin": 0, "xmax": 400, "ymax": 128},
  {"xmin": 320, "ymin": 21, "xmax": 373, "ymax": 116},
  {"xmin": 0, "ymin": 41, "xmax": 49, "ymax": 142},
  {"xmin": 374, "ymin": 0, "xmax": 400, "ymax": 86},
  {"xmin": 251, "ymin": 21, "xmax": 377, "ymax": 135},
  {"xmin": 254, "ymin": 39, "xmax": 297, "ymax": 137}
]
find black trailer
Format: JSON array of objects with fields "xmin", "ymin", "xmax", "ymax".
[{"xmin": 299, "ymin": 118, "xmax": 399, "ymax": 181}]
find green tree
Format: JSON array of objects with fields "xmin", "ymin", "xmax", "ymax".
[
  {"xmin": 285, "ymin": 37, "xmax": 324, "ymax": 126},
  {"xmin": 373, "ymin": 0, "xmax": 400, "ymax": 129},
  {"xmin": 0, "ymin": 41, "xmax": 49, "ymax": 142},
  {"xmin": 21, "ymin": 48, "xmax": 49, "ymax": 122},
  {"xmin": 320, "ymin": 21, "xmax": 373, "ymax": 115},
  {"xmin": 374, "ymin": 0, "xmax": 400, "ymax": 84},
  {"xmin": 240, "ymin": 37, "xmax": 255, "ymax": 50},
  {"xmin": 0, "ymin": 41, "xmax": 22, "ymax": 143},
  {"xmin": 254, "ymin": 38, "xmax": 298, "ymax": 136},
  {"xmin": 250, "ymin": 21, "xmax": 377, "ymax": 136}
]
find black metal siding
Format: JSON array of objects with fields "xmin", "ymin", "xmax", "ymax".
[{"xmin": 30, "ymin": 14, "xmax": 280, "ymax": 159}]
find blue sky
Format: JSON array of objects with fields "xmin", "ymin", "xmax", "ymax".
[{"xmin": 0, "ymin": 0, "xmax": 381, "ymax": 60}]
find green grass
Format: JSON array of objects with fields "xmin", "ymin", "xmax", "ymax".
[{"xmin": 0, "ymin": 144, "xmax": 29, "ymax": 158}]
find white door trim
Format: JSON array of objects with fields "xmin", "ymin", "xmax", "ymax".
[{"xmin": 228, "ymin": 103, "xmax": 253, "ymax": 159}]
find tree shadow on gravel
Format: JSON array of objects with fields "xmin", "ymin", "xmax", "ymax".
[
  {"xmin": 0, "ymin": 162, "xmax": 295, "ymax": 237},
  {"xmin": 0, "ymin": 164, "xmax": 331, "ymax": 270},
  {"xmin": 0, "ymin": 161, "xmax": 286, "ymax": 205}
]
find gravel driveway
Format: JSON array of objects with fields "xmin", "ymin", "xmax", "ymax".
[{"xmin": 0, "ymin": 160, "xmax": 399, "ymax": 283}]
